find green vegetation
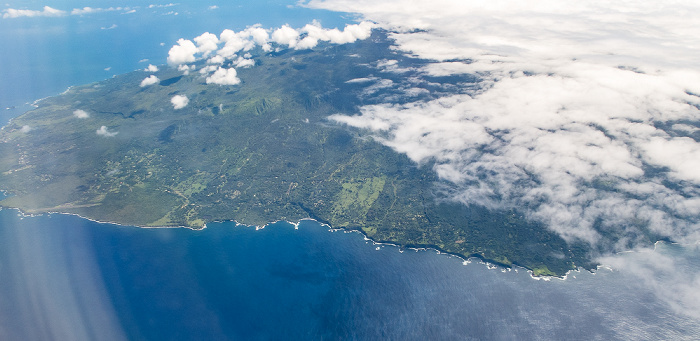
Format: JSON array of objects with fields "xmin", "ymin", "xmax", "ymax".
[{"xmin": 0, "ymin": 32, "xmax": 595, "ymax": 276}]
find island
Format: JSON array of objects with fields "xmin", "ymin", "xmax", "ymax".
[{"xmin": 0, "ymin": 31, "xmax": 595, "ymax": 276}]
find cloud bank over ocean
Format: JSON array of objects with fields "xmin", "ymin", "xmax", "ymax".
[
  {"xmin": 306, "ymin": 0, "xmax": 700, "ymax": 318},
  {"xmin": 309, "ymin": 0, "xmax": 700, "ymax": 245}
]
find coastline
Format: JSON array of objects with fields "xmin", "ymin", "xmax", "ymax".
[{"xmin": 0, "ymin": 202, "xmax": 582, "ymax": 279}]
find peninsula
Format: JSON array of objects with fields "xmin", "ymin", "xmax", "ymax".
[{"xmin": 0, "ymin": 32, "xmax": 594, "ymax": 276}]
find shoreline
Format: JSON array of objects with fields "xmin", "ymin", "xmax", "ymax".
[
  {"xmin": 1, "ymin": 203, "xmax": 583, "ymax": 279},
  {"xmin": 3, "ymin": 203, "xmax": 695, "ymax": 281}
]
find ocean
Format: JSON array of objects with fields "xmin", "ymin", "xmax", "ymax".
[
  {"xmin": 1, "ymin": 209, "xmax": 699, "ymax": 339},
  {"xmin": 1, "ymin": 1, "xmax": 700, "ymax": 339}
]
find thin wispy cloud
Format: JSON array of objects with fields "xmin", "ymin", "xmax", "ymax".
[
  {"xmin": 71, "ymin": 6, "xmax": 134, "ymax": 16},
  {"xmin": 148, "ymin": 3, "xmax": 177, "ymax": 9},
  {"xmin": 96, "ymin": 126, "xmax": 118, "ymax": 137},
  {"xmin": 3, "ymin": 5, "xmax": 136, "ymax": 18},
  {"xmin": 2, "ymin": 6, "xmax": 66, "ymax": 19},
  {"xmin": 73, "ymin": 109, "xmax": 90, "ymax": 119}
]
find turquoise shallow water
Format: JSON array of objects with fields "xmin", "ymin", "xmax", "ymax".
[{"xmin": 1, "ymin": 209, "xmax": 699, "ymax": 340}]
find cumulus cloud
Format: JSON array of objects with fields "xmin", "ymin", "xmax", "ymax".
[
  {"xmin": 218, "ymin": 27, "xmax": 260, "ymax": 58},
  {"xmin": 140, "ymin": 75, "xmax": 160, "ymax": 87},
  {"xmin": 96, "ymin": 126, "xmax": 117, "ymax": 137},
  {"xmin": 269, "ymin": 21, "xmax": 374, "ymax": 50},
  {"xmin": 205, "ymin": 67, "xmax": 241, "ymax": 85},
  {"xmin": 207, "ymin": 55, "xmax": 225, "ymax": 64},
  {"xmin": 167, "ymin": 39, "xmax": 198, "ymax": 66},
  {"xmin": 2, "ymin": 6, "xmax": 66, "ymax": 18},
  {"xmin": 20, "ymin": 125, "xmax": 33, "ymax": 133},
  {"xmin": 73, "ymin": 109, "xmax": 90, "ymax": 118},
  {"xmin": 168, "ymin": 22, "xmax": 373, "ymax": 67},
  {"xmin": 144, "ymin": 64, "xmax": 159, "ymax": 72},
  {"xmin": 194, "ymin": 32, "xmax": 220, "ymax": 57},
  {"xmin": 271, "ymin": 24, "xmax": 300, "ymax": 48},
  {"xmin": 170, "ymin": 95, "xmax": 189, "ymax": 109},
  {"xmin": 296, "ymin": 20, "xmax": 374, "ymax": 49}
]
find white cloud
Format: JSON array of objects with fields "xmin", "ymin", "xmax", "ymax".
[
  {"xmin": 73, "ymin": 109, "xmax": 90, "ymax": 118},
  {"xmin": 198, "ymin": 64, "xmax": 218, "ymax": 74},
  {"xmin": 207, "ymin": 55, "xmax": 225, "ymax": 64},
  {"xmin": 208, "ymin": 5, "xmax": 218, "ymax": 10},
  {"xmin": 306, "ymin": 0, "xmax": 700, "ymax": 321},
  {"xmin": 144, "ymin": 64, "xmax": 158, "ymax": 72},
  {"xmin": 171, "ymin": 22, "xmax": 373, "ymax": 68},
  {"xmin": 171, "ymin": 95, "xmax": 189, "ymax": 109},
  {"xmin": 20, "ymin": 125, "xmax": 33, "ymax": 133},
  {"xmin": 167, "ymin": 39, "xmax": 198, "ymax": 66},
  {"xmin": 296, "ymin": 20, "xmax": 374, "ymax": 49},
  {"xmin": 316, "ymin": 0, "xmax": 700, "ymax": 250},
  {"xmin": 71, "ymin": 7, "xmax": 130, "ymax": 15},
  {"xmin": 218, "ymin": 27, "xmax": 258, "ymax": 58},
  {"xmin": 194, "ymin": 32, "xmax": 220, "ymax": 57},
  {"xmin": 71, "ymin": 7, "xmax": 101, "ymax": 15},
  {"xmin": 345, "ymin": 77, "xmax": 378, "ymax": 84},
  {"xmin": 149, "ymin": 3, "xmax": 176, "ymax": 9},
  {"xmin": 3, "ymin": 6, "xmax": 66, "ymax": 18},
  {"xmin": 96, "ymin": 126, "xmax": 118, "ymax": 137},
  {"xmin": 233, "ymin": 57, "xmax": 254, "ymax": 68},
  {"xmin": 177, "ymin": 64, "xmax": 194, "ymax": 75},
  {"xmin": 140, "ymin": 75, "xmax": 160, "ymax": 87},
  {"xmin": 205, "ymin": 67, "xmax": 240, "ymax": 85},
  {"xmin": 271, "ymin": 25, "xmax": 300, "ymax": 48}
]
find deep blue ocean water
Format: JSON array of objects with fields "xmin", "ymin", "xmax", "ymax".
[
  {"xmin": 1, "ymin": 209, "xmax": 699, "ymax": 340},
  {"xmin": 2, "ymin": 1, "xmax": 700, "ymax": 339}
]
